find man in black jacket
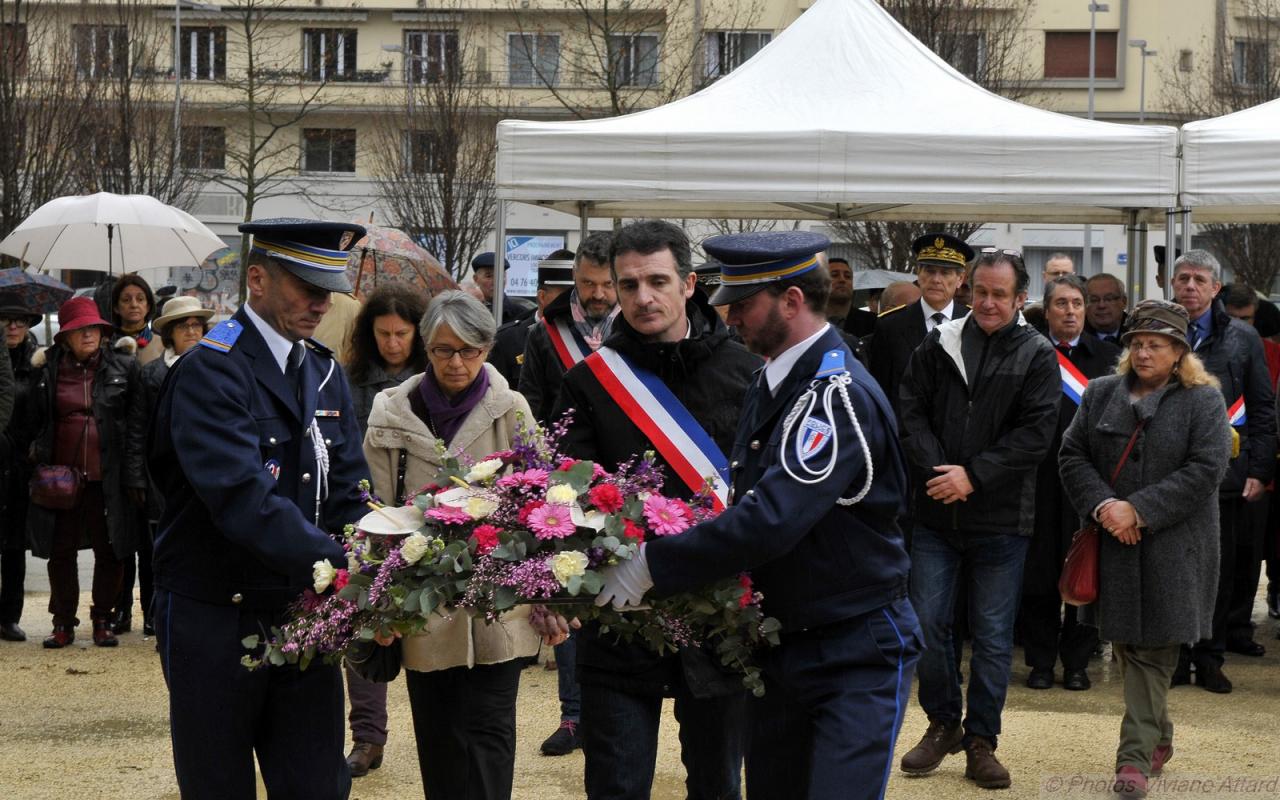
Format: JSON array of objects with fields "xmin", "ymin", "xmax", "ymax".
[
  {"xmin": 551, "ymin": 220, "xmax": 760, "ymax": 800},
  {"xmin": 1084, "ymin": 273, "xmax": 1129, "ymax": 345},
  {"xmin": 519, "ymin": 231, "xmax": 617, "ymax": 424},
  {"xmin": 0, "ymin": 296, "xmax": 33, "ymax": 642},
  {"xmin": 867, "ymin": 233, "xmax": 972, "ymax": 419},
  {"xmin": 1020, "ymin": 275, "xmax": 1119, "ymax": 693},
  {"xmin": 896, "ymin": 249, "xmax": 1059, "ymax": 790},
  {"xmin": 487, "ymin": 250, "xmax": 574, "ymax": 387},
  {"xmin": 1171, "ymin": 250, "xmax": 1277, "ymax": 691}
]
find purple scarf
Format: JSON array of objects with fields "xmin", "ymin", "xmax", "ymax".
[{"xmin": 416, "ymin": 365, "xmax": 490, "ymax": 445}]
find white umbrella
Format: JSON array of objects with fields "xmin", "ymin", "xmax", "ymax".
[{"xmin": 0, "ymin": 192, "xmax": 226, "ymax": 274}]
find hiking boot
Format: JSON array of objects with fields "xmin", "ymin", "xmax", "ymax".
[
  {"xmin": 540, "ymin": 720, "xmax": 581, "ymax": 756},
  {"xmin": 900, "ymin": 720, "xmax": 963, "ymax": 775},
  {"xmin": 1114, "ymin": 766, "xmax": 1147, "ymax": 798},
  {"xmin": 964, "ymin": 736, "xmax": 1011, "ymax": 789}
]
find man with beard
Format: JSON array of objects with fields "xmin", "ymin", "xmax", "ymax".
[
  {"xmin": 548, "ymin": 220, "xmax": 761, "ymax": 799},
  {"xmin": 826, "ymin": 256, "xmax": 876, "ymax": 337},
  {"xmin": 867, "ymin": 233, "xmax": 972, "ymax": 418},
  {"xmin": 519, "ymin": 231, "xmax": 618, "ymax": 425},
  {"xmin": 593, "ymin": 229, "xmax": 920, "ymax": 800}
]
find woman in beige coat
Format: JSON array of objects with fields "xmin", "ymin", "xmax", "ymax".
[{"xmin": 364, "ymin": 290, "xmax": 540, "ymax": 800}]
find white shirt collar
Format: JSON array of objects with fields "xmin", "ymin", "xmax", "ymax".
[
  {"xmin": 764, "ymin": 323, "xmax": 830, "ymax": 393},
  {"xmin": 921, "ymin": 298, "xmax": 955, "ymax": 326},
  {"xmin": 243, "ymin": 301, "xmax": 300, "ymax": 374}
]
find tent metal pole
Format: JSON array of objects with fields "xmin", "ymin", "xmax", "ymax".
[
  {"xmin": 1136, "ymin": 221, "xmax": 1148, "ymax": 303},
  {"xmin": 493, "ymin": 199, "xmax": 507, "ymax": 324},
  {"xmin": 1164, "ymin": 209, "xmax": 1177, "ymax": 301},
  {"xmin": 1124, "ymin": 210, "xmax": 1138, "ymax": 303},
  {"xmin": 578, "ymin": 202, "xmax": 589, "ymax": 246},
  {"xmin": 1180, "ymin": 208, "xmax": 1193, "ymax": 256}
]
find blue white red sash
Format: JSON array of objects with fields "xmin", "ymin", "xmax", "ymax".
[
  {"xmin": 544, "ymin": 317, "xmax": 591, "ymax": 371},
  {"xmin": 1056, "ymin": 351, "xmax": 1088, "ymax": 406},
  {"xmin": 584, "ymin": 347, "xmax": 731, "ymax": 510},
  {"xmin": 1229, "ymin": 395, "xmax": 1246, "ymax": 427}
]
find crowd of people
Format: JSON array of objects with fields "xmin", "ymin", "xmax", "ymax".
[{"xmin": 0, "ymin": 217, "xmax": 1275, "ymax": 800}]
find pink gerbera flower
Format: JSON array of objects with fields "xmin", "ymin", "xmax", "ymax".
[
  {"xmin": 497, "ymin": 469, "xmax": 550, "ymax": 489},
  {"xmin": 643, "ymin": 495, "xmax": 692, "ymax": 536},
  {"xmin": 426, "ymin": 505, "xmax": 472, "ymax": 525},
  {"xmin": 527, "ymin": 503, "xmax": 576, "ymax": 539}
]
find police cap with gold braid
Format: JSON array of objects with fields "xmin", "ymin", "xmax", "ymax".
[
  {"xmin": 703, "ymin": 231, "xmax": 831, "ymax": 306},
  {"xmin": 912, "ymin": 232, "xmax": 974, "ymax": 270},
  {"xmin": 239, "ymin": 217, "xmax": 366, "ymax": 293}
]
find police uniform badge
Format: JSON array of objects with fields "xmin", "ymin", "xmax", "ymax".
[
  {"xmin": 797, "ymin": 417, "xmax": 833, "ymax": 462},
  {"xmin": 264, "ymin": 459, "xmax": 281, "ymax": 480}
]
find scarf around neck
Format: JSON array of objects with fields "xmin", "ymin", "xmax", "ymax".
[
  {"xmin": 569, "ymin": 290, "xmax": 619, "ymax": 352},
  {"xmin": 416, "ymin": 364, "xmax": 490, "ymax": 445}
]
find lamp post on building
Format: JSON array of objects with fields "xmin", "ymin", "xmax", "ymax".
[{"xmin": 1128, "ymin": 39, "xmax": 1157, "ymax": 123}]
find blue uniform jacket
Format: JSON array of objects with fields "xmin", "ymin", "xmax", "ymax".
[
  {"xmin": 647, "ymin": 326, "xmax": 912, "ymax": 632},
  {"xmin": 149, "ymin": 308, "xmax": 370, "ymax": 610}
]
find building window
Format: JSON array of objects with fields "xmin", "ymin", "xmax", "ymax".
[
  {"xmin": 703, "ymin": 31, "xmax": 770, "ymax": 81},
  {"xmin": 1233, "ymin": 40, "xmax": 1268, "ymax": 86},
  {"xmin": 303, "ymin": 29, "xmax": 357, "ymax": 82},
  {"xmin": 1, "ymin": 23, "xmax": 28, "ymax": 76},
  {"xmin": 609, "ymin": 33, "xmax": 658, "ymax": 87},
  {"xmin": 404, "ymin": 130, "xmax": 440, "ymax": 174},
  {"xmin": 303, "ymin": 128, "xmax": 356, "ymax": 173},
  {"xmin": 508, "ymin": 32, "xmax": 560, "ymax": 87},
  {"xmin": 181, "ymin": 126, "xmax": 226, "ymax": 170},
  {"xmin": 940, "ymin": 31, "xmax": 987, "ymax": 80},
  {"xmin": 404, "ymin": 30, "xmax": 458, "ymax": 84},
  {"xmin": 1043, "ymin": 31, "xmax": 1117, "ymax": 79},
  {"xmin": 72, "ymin": 25, "xmax": 128, "ymax": 79},
  {"xmin": 179, "ymin": 27, "xmax": 226, "ymax": 80}
]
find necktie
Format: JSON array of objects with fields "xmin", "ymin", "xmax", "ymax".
[
  {"xmin": 286, "ymin": 342, "xmax": 304, "ymax": 405},
  {"xmin": 1190, "ymin": 323, "xmax": 1204, "ymax": 351},
  {"xmin": 930, "ymin": 311, "xmax": 946, "ymax": 329},
  {"xmin": 1056, "ymin": 341, "xmax": 1072, "ymax": 357}
]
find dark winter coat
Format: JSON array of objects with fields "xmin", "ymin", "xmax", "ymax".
[
  {"xmin": 26, "ymin": 341, "xmax": 144, "ymax": 560},
  {"xmin": 554, "ymin": 297, "xmax": 761, "ymax": 698},
  {"xmin": 867, "ymin": 299, "xmax": 969, "ymax": 421},
  {"xmin": 131, "ymin": 352, "xmax": 177, "ymax": 521},
  {"xmin": 487, "ymin": 309, "xmax": 537, "ymax": 388},
  {"xmin": 1188, "ymin": 300, "xmax": 1276, "ymax": 494},
  {"xmin": 1059, "ymin": 373, "xmax": 1232, "ymax": 645},
  {"xmin": 898, "ymin": 313, "xmax": 1060, "ymax": 536},
  {"xmin": 1025, "ymin": 333, "xmax": 1120, "ymax": 593},
  {"xmin": 1, "ymin": 336, "xmax": 37, "ymax": 550},
  {"xmin": 520, "ymin": 290, "xmax": 613, "ymax": 425},
  {"xmin": 347, "ymin": 362, "xmax": 417, "ymax": 435}
]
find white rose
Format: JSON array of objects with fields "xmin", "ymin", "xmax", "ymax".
[
  {"xmin": 464, "ymin": 458, "xmax": 504, "ymax": 483},
  {"xmin": 465, "ymin": 495, "xmax": 500, "ymax": 520},
  {"xmin": 549, "ymin": 551, "xmax": 590, "ymax": 587},
  {"xmin": 546, "ymin": 484, "xmax": 579, "ymax": 505},
  {"xmin": 346, "ymin": 550, "xmax": 361, "ymax": 572},
  {"xmin": 312, "ymin": 560, "xmax": 336, "ymax": 593},
  {"xmin": 400, "ymin": 532, "xmax": 431, "ymax": 565}
]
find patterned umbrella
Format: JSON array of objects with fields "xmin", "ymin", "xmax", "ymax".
[
  {"xmin": 0, "ymin": 267, "xmax": 74, "ymax": 313},
  {"xmin": 345, "ymin": 225, "xmax": 457, "ymax": 300}
]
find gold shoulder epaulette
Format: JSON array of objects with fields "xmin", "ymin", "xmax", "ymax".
[{"xmin": 878, "ymin": 304, "xmax": 907, "ymax": 318}]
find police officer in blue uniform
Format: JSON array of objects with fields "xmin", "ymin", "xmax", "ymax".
[
  {"xmin": 597, "ymin": 231, "xmax": 922, "ymax": 800},
  {"xmin": 150, "ymin": 218, "xmax": 371, "ymax": 800}
]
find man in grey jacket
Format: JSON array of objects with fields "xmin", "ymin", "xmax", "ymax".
[
  {"xmin": 896, "ymin": 249, "xmax": 1059, "ymax": 791},
  {"xmin": 1171, "ymin": 250, "xmax": 1276, "ymax": 691}
]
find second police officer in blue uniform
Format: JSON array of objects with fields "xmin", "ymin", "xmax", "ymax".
[
  {"xmin": 150, "ymin": 219, "xmax": 372, "ymax": 800},
  {"xmin": 597, "ymin": 231, "xmax": 922, "ymax": 800}
]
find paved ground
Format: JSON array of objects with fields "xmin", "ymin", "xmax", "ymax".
[{"xmin": 3, "ymin": 576, "xmax": 1279, "ymax": 800}]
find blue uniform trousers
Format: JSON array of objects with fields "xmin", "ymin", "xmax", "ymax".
[
  {"xmin": 156, "ymin": 588, "xmax": 350, "ymax": 800},
  {"xmin": 745, "ymin": 597, "xmax": 920, "ymax": 800}
]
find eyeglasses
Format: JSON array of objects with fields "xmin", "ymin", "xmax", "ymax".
[
  {"xmin": 429, "ymin": 345, "xmax": 483, "ymax": 361},
  {"xmin": 1129, "ymin": 341, "xmax": 1173, "ymax": 354},
  {"xmin": 173, "ymin": 320, "xmax": 206, "ymax": 333},
  {"xmin": 980, "ymin": 247, "xmax": 1023, "ymax": 258},
  {"xmin": 0, "ymin": 318, "xmax": 31, "ymax": 328}
]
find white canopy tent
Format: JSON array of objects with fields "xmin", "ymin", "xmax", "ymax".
[
  {"xmin": 494, "ymin": 0, "xmax": 1178, "ymax": 227},
  {"xmin": 1181, "ymin": 99, "xmax": 1280, "ymax": 223}
]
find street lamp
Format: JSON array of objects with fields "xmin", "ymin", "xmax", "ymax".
[{"xmin": 1128, "ymin": 39, "xmax": 1157, "ymax": 123}]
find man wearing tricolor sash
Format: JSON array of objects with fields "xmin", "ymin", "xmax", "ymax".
[
  {"xmin": 594, "ymin": 229, "xmax": 921, "ymax": 800},
  {"xmin": 519, "ymin": 231, "xmax": 619, "ymax": 425},
  {"xmin": 552, "ymin": 221, "xmax": 761, "ymax": 800},
  {"xmin": 1020, "ymin": 275, "xmax": 1118, "ymax": 694},
  {"xmin": 1170, "ymin": 250, "xmax": 1276, "ymax": 689}
]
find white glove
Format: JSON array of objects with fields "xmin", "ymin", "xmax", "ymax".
[{"xmin": 595, "ymin": 542, "xmax": 654, "ymax": 610}]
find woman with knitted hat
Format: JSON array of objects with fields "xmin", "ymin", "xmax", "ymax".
[{"xmin": 25, "ymin": 296, "xmax": 144, "ymax": 648}]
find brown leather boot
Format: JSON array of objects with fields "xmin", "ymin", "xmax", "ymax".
[
  {"xmin": 900, "ymin": 720, "xmax": 963, "ymax": 775},
  {"xmin": 964, "ymin": 736, "xmax": 1011, "ymax": 789},
  {"xmin": 346, "ymin": 742, "xmax": 384, "ymax": 778}
]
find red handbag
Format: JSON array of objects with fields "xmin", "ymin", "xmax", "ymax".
[
  {"xmin": 1060, "ymin": 421, "xmax": 1146, "ymax": 607},
  {"xmin": 29, "ymin": 464, "xmax": 84, "ymax": 510}
]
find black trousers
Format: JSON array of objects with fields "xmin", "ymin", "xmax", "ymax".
[
  {"xmin": 1226, "ymin": 496, "xmax": 1268, "ymax": 643},
  {"xmin": 155, "ymin": 588, "xmax": 350, "ymax": 800},
  {"xmin": 1189, "ymin": 496, "xmax": 1240, "ymax": 668},
  {"xmin": 405, "ymin": 660, "xmax": 522, "ymax": 800},
  {"xmin": 116, "ymin": 518, "xmax": 155, "ymax": 623},
  {"xmin": 1021, "ymin": 593, "xmax": 1098, "ymax": 672},
  {"xmin": 0, "ymin": 547, "xmax": 24, "ymax": 625}
]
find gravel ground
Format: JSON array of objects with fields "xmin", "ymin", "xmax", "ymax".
[{"xmin": 3, "ymin": 589, "xmax": 1279, "ymax": 800}]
